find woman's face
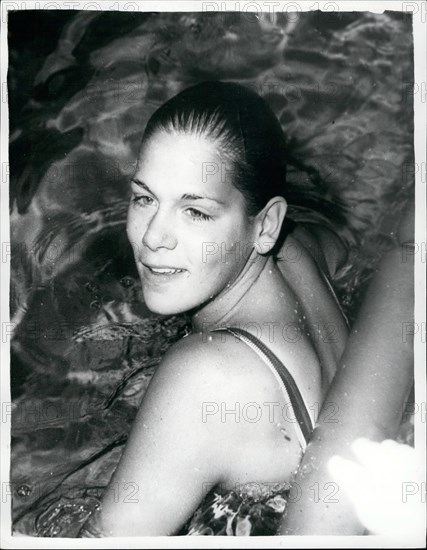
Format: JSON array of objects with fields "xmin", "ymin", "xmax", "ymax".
[{"xmin": 127, "ymin": 130, "xmax": 257, "ymax": 315}]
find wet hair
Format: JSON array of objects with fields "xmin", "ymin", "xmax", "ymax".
[{"xmin": 141, "ymin": 81, "xmax": 348, "ymax": 247}]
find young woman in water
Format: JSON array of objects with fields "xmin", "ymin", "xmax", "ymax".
[
  {"xmin": 77, "ymin": 80, "xmax": 350, "ymax": 537},
  {"xmin": 79, "ymin": 80, "xmax": 412, "ymax": 537}
]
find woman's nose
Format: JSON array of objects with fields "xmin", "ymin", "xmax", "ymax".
[{"xmin": 142, "ymin": 211, "xmax": 177, "ymax": 251}]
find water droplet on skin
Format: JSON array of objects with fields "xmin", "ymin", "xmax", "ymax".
[
  {"xmin": 208, "ymin": 336, "xmax": 213, "ymax": 341},
  {"xmin": 280, "ymin": 428, "xmax": 291, "ymax": 441},
  {"xmin": 301, "ymin": 463, "xmax": 313, "ymax": 477},
  {"xmin": 268, "ymin": 270, "xmax": 272, "ymax": 274}
]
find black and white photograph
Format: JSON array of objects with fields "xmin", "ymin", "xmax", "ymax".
[{"xmin": 1, "ymin": 1, "xmax": 426, "ymax": 546}]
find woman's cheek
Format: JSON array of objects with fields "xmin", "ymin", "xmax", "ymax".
[
  {"xmin": 126, "ymin": 206, "xmax": 138, "ymax": 237},
  {"xmin": 126, "ymin": 217, "xmax": 134, "ymax": 244}
]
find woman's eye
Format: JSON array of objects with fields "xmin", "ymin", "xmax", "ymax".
[
  {"xmin": 131, "ymin": 194, "xmax": 154, "ymax": 207},
  {"xmin": 186, "ymin": 208, "xmax": 213, "ymax": 222}
]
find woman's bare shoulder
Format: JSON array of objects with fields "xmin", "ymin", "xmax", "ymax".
[
  {"xmin": 148, "ymin": 330, "xmax": 291, "ymax": 429},
  {"xmin": 127, "ymin": 329, "xmax": 288, "ymax": 479},
  {"xmin": 161, "ymin": 331, "xmax": 304, "ymax": 483},
  {"xmin": 158, "ymin": 330, "xmax": 277, "ymax": 391}
]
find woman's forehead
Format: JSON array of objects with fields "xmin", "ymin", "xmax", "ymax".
[{"xmin": 136, "ymin": 131, "xmax": 237, "ymax": 193}]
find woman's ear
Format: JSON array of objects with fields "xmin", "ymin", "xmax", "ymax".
[{"xmin": 254, "ymin": 197, "xmax": 287, "ymax": 254}]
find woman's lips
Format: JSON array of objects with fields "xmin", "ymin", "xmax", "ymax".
[{"xmin": 139, "ymin": 261, "xmax": 189, "ymax": 282}]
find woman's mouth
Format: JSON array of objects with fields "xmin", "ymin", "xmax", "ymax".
[
  {"xmin": 140, "ymin": 262, "xmax": 188, "ymax": 280},
  {"xmin": 148, "ymin": 266, "xmax": 185, "ymax": 275}
]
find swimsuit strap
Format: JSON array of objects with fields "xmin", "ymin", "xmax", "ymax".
[{"xmin": 210, "ymin": 326, "xmax": 315, "ymax": 450}]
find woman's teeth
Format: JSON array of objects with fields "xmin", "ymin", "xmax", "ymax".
[{"xmin": 150, "ymin": 267, "xmax": 184, "ymax": 274}]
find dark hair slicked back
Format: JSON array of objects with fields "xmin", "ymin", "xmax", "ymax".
[
  {"xmin": 143, "ymin": 81, "xmax": 288, "ymax": 216},
  {"xmin": 142, "ymin": 81, "xmax": 348, "ymax": 233}
]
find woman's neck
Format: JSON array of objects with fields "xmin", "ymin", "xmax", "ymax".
[{"xmin": 191, "ymin": 248, "xmax": 274, "ymax": 334}]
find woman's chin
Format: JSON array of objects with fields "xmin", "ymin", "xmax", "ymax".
[{"xmin": 143, "ymin": 294, "xmax": 191, "ymax": 316}]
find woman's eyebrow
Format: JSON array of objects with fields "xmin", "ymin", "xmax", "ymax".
[
  {"xmin": 181, "ymin": 193, "xmax": 225, "ymax": 205},
  {"xmin": 131, "ymin": 178, "xmax": 155, "ymax": 196},
  {"xmin": 131, "ymin": 179, "xmax": 224, "ymax": 205}
]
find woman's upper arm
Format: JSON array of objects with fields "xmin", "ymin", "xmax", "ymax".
[
  {"xmin": 289, "ymin": 223, "xmax": 348, "ymax": 278},
  {"xmin": 95, "ymin": 334, "xmax": 230, "ymax": 536}
]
